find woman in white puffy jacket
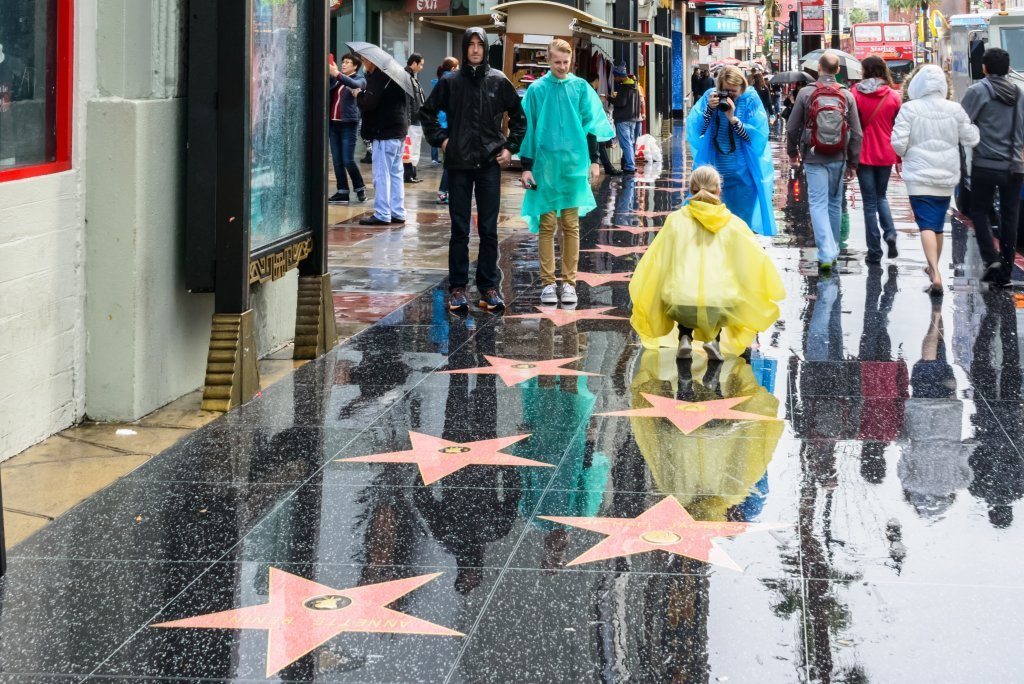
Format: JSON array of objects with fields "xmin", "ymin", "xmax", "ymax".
[{"xmin": 891, "ymin": 65, "xmax": 979, "ymax": 296}]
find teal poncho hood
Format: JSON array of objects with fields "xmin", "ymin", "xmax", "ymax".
[{"xmin": 519, "ymin": 72, "xmax": 615, "ymax": 232}]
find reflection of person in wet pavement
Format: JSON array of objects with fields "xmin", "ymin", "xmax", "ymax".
[
  {"xmin": 630, "ymin": 349, "xmax": 783, "ymax": 522},
  {"xmin": 516, "ymin": 322, "xmax": 609, "ymax": 569},
  {"xmin": 969, "ymin": 293, "xmax": 1024, "ymax": 527},
  {"xmin": 857, "ymin": 265, "xmax": 909, "ymax": 483},
  {"xmin": 414, "ymin": 320, "xmax": 522, "ymax": 594},
  {"xmin": 900, "ymin": 301, "xmax": 973, "ymax": 518}
]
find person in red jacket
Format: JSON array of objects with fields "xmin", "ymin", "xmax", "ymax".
[{"xmin": 853, "ymin": 56, "xmax": 903, "ymax": 264}]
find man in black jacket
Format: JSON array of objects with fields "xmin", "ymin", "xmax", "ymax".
[
  {"xmin": 404, "ymin": 53, "xmax": 426, "ymax": 183},
  {"xmin": 420, "ymin": 28, "xmax": 527, "ymax": 314},
  {"xmin": 355, "ymin": 59, "xmax": 410, "ymax": 226},
  {"xmin": 610, "ymin": 64, "xmax": 642, "ymax": 173}
]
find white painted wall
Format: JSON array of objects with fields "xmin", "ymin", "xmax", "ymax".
[{"xmin": 1, "ymin": 0, "xmax": 303, "ymax": 458}]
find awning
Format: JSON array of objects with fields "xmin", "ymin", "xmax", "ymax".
[
  {"xmin": 571, "ymin": 18, "xmax": 672, "ymax": 48},
  {"xmin": 418, "ymin": 13, "xmax": 505, "ymax": 35}
]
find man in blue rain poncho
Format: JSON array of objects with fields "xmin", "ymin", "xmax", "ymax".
[
  {"xmin": 686, "ymin": 66, "xmax": 777, "ymax": 236},
  {"xmin": 520, "ymin": 39, "xmax": 615, "ymax": 306}
]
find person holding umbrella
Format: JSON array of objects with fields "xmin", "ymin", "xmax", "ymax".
[
  {"xmin": 420, "ymin": 28, "xmax": 527, "ymax": 314},
  {"xmin": 348, "ymin": 42, "xmax": 413, "ymax": 226}
]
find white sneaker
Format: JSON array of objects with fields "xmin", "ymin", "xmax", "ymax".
[
  {"xmin": 704, "ymin": 339, "xmax": 725, "ymax": 361},
  {"xmin": 677, "ymin": 334, "xmax": 692, "ymax": 359},
  {"xmin": 560, "ymin": 283, "xmax": 578, "ymax": 305},
  {"xmin": 540, "ymin": 284, "xmax": 559, "ymax": 305}
]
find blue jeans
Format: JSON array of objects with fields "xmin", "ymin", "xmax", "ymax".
[
  {"xmin": 805, "ymin": 161, "xmax": 846, "ymax": 264},
  {"xmin": 616, "ymin": 121, "xmax": 637, "ymax": 171},
  {"xmin": 431, "ymin": 146, "xmax": 439, "ymax": 163},
  {"xmin": 371, "ymin": 138, "xmax": 405, "ymax": 222},
  {"xmin": 329, "ymin": 121, "xmax": 365, "ymax": 195},
  {"xmin": 857, "ymin": 164, "xmax": 896, "ymax": 259}
]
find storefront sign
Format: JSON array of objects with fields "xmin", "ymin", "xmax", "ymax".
[
  {"xmin": 701, "ymin": 17, "xmax": 741, "ymax": 35},
  {"xmin": 406, "ymin": 0, "xmax": 450, "ymax": 12},
  {"xmin": 801, "ymin": 0, "xmax": 825, "ymax": 34}
]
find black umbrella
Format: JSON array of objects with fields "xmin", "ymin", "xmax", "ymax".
[
  {"xmin": 345, "ymin": 41, "xmax": 415, "ymax": 97},
  {"xmin": 770, "ymin": 71, "xmax": 813, "ymax": 85}
]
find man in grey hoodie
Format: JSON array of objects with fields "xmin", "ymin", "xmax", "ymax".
[{"xmin": 961, "ymin": 47, "xmax": 1024, "ymax": 286}]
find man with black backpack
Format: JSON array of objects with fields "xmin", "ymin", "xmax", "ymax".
[
  {"xmin": 961, "ymin": 47, "xmax": 1024, "ymax": 288},
  {"xmin": 787, "ymin": 51, "xmax": 863, "ymax": 272}
]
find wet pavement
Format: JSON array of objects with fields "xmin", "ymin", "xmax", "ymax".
[{"xmin": 4, "ymin": 128, "xmax": 1024, "ymax": 682}]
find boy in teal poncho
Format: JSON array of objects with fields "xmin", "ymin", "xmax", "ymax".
[{"xmin": 520, "ymin": 39, "xmax": 615, "ymax": 306}]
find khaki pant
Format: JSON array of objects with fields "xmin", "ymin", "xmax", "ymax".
[{"xmin": 538, "ymin": 208, "xmax": 580, "ymax": 287}]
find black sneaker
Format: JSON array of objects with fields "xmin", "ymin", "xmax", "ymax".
[
  {"xmin": 391, "ymin": 217, "xmax": 406, "ymax": 224},
  {"xmin": 478, "ymin": 288, "xmax": 505, "ymax": 312},
  {"xmin": 358, "ymin": 216, "xmax": 391, "ymax": 226},
  {"xmin": 448, "ymin": 287, "xmax": 469, "ymax": 314},
  {"xmin": 886, "ymin": 239, "xmax": 898, "ymax": 259},
  {"xmin": 355, "ymin": 188, "xmax": 367, "ymax": 203},
  {"xmin": 328, "ymin": 192, "xmax": 348, "ymax": 205},
  {"xmin": 982, "ymin": 261, "xmax": 1004, "ymax": 283}
]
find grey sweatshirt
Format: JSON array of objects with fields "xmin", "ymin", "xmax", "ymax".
[
  {"xmin": 786, "ymin": 75, "xmax": 863, "ymax": 166},
  {"xmin": 960, "ymin": 74, "xmax": 1024, "ymax": 174}
]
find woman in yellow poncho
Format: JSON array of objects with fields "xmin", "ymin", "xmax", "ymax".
[{"xmin": 629, "ymin": 166, "xmax": 785, "ymax": 358}]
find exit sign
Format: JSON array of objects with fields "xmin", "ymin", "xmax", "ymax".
[{"xmin": 406, "ymin": 0, "xmax": 450, "ymax": 11}]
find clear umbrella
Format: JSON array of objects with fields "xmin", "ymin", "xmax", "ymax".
[{"xmin": 345, "ymin": 41, "xmax": 415, "ymax": 98}]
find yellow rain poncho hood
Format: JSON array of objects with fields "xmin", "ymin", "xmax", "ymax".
[
  {"xmin": 519, "ymin": 72, "xmax": 615, "ymax": 232},
  {"xmin": 629, "ymin": 201, "xmax": 785, "ymax": 355}
]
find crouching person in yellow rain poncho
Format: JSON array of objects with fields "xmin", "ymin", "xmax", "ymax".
[{"xmin": 629, "ymin": 165, "xmax": 785, "ymax": 359}]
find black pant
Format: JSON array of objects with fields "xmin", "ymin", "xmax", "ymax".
[
  {"xmin": 329, "ymin": 121, "xmax": 365, "ymax": 194},
  {"xmin": 970, "ymin": 166, "xmax": 1024, "ymax": 276},
  {"xmin": 448, "ymin": 164, "xmax": 502, "ymax": 291},
  {"xmin": 598, "ymin": 144, "xmax": 614, "ymax": 172}
]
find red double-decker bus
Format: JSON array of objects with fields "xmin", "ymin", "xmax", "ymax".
[{"xmin": 849, "ymin": 22, "xmax": 915, "ymax": 81}]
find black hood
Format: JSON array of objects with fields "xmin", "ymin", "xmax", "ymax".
[
  {"xmin": 986, "ymin": 74, "xmax": 1020, "ymax": 106},
  {"xmin": 460, "ymin": 27, "xmax": 489, "ymax": 79}
]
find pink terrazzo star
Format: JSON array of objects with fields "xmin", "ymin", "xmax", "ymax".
[
  {"xmin": 335, "ymin": 431, "xmax": 551, "ymax": 485},
  {"xmin": 539, "ymin": 496, "xmax": 781, "ymax": 570},
  {"xmin": 632, "ymin": 210, "xmax": 676, "ymax": 217},
  {"xmin": 603, "ymin": 225, "xmax": 660, "ymax": 234},
  {"xmin": 442, "ymin": 355, "xmax": 598, "ymax": 386},
  {"xmin": 582, "ymin": 244, "xmax": 649, "ymax": 257},
  {"xmin": 153, "ymin": 569, "xmax": 460, "ymax": 677},
  {"xmin": 598, "ymin": 394, "xmax": 778, "ymax": 435},
  {"xmin": 507, "ymin": 306, "xmax": 628, "ymax": 327},
  {"xmin": 574, "ymin": 271, "xmax": 634, "ymax": 287}
]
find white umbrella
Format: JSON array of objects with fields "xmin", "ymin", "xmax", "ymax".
[{"xmin": 346, "ymin": 41, "xmax": 415, "ymax": 97}]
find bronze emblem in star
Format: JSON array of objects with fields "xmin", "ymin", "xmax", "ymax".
[
  {"xmin": 335, "ymin": 431, "xmax": 553, "ymax": 485},
  {"xmin": 540, "ymin": 496, "xmax": 783, "ymax": 570},
  {"xmin": 442, "ymin": 355, "xmax": 599, "ymax": 387},
  {"xmin": 599, "ymin": 394, "xmax": 779, "ymax": 435},
  {"xmin": 153, "ymin": 569, "xmax": 461, "ymax": 677}
]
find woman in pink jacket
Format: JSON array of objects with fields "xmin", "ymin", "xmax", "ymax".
[{"xmin": 853, "ymin": 56, "xmax": 903, "ymax": 264}]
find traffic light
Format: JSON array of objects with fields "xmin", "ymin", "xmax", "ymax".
[{"xmin": 788, "ymin": 11, "xmax": 798, "ymax": 37}]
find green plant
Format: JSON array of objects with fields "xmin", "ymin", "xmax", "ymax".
[{"xmin": 849, "ymin": 7, "xmax": 868, "ymax": 24}]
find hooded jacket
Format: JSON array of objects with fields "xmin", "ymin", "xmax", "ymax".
[
  {"xmin": 357, "ymin": 67, "xmax": 410, "ymax": 141},
  {"xmin": 891, "ymin": 65, "xmax": 979, "ymax": 196},
  {"xmin": 419, "ymin": 28, "xmax": 527, "ymax": 170},
  {"xmin": 611, "ymin": 77, "xmax": 642, "ymax": 122},
  {"xmin": 961, "ymin": 73, "xmax": 1024, "ymax": 173},
  {"xmin": 786, "ymin": 74, "xmax": 863, "ymax": 165},
  {"xmin": 853, "ymin": 78, "xmax": 901, "ymax": 167}
]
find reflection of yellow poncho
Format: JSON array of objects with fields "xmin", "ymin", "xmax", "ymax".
[
  {"xmin": 629, "ymin": 201, "xmax": 785, "ymax": 356},
  {"xmin": 630, "ymin": 349, "xmax": 783, "ymax": 520}
]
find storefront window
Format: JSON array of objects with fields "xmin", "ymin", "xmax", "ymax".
[{"xmin": 0, "ymin": 0, "xmax": 72, "ymax": 182}]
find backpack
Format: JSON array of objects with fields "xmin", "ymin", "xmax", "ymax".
[{"xmin": 806, "ymin": 82, "xmax": 849, "ymax": 156}]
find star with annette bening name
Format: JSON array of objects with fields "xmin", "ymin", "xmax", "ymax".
[
  {"xmin": 153, "ymin": 569, "xmax": 461, "ymax": 677},
  {"xmin": 506, "ymin": 306, "xmax": 628, "ymax": 327},
  {"xmin": 539, "ymin": 496, "xmax": 782, "ymax": 570},
  {"xmin": 582, "ymin": 244, "xmax": 649, "ymax": 257},
  {"xmin": 574, "ymin": 271, "xmax": 633, "ymax": 287},
  {"xmin": 442, "ymin": 355, "xmax": 599, "ymax": 387},
  {"xmin": 598, "ymin": 393, "xmax": 778, "ymax": 435},
  {"xmin": 335, "ymin": 432, "xmax": 552, "ymax": 485}
]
